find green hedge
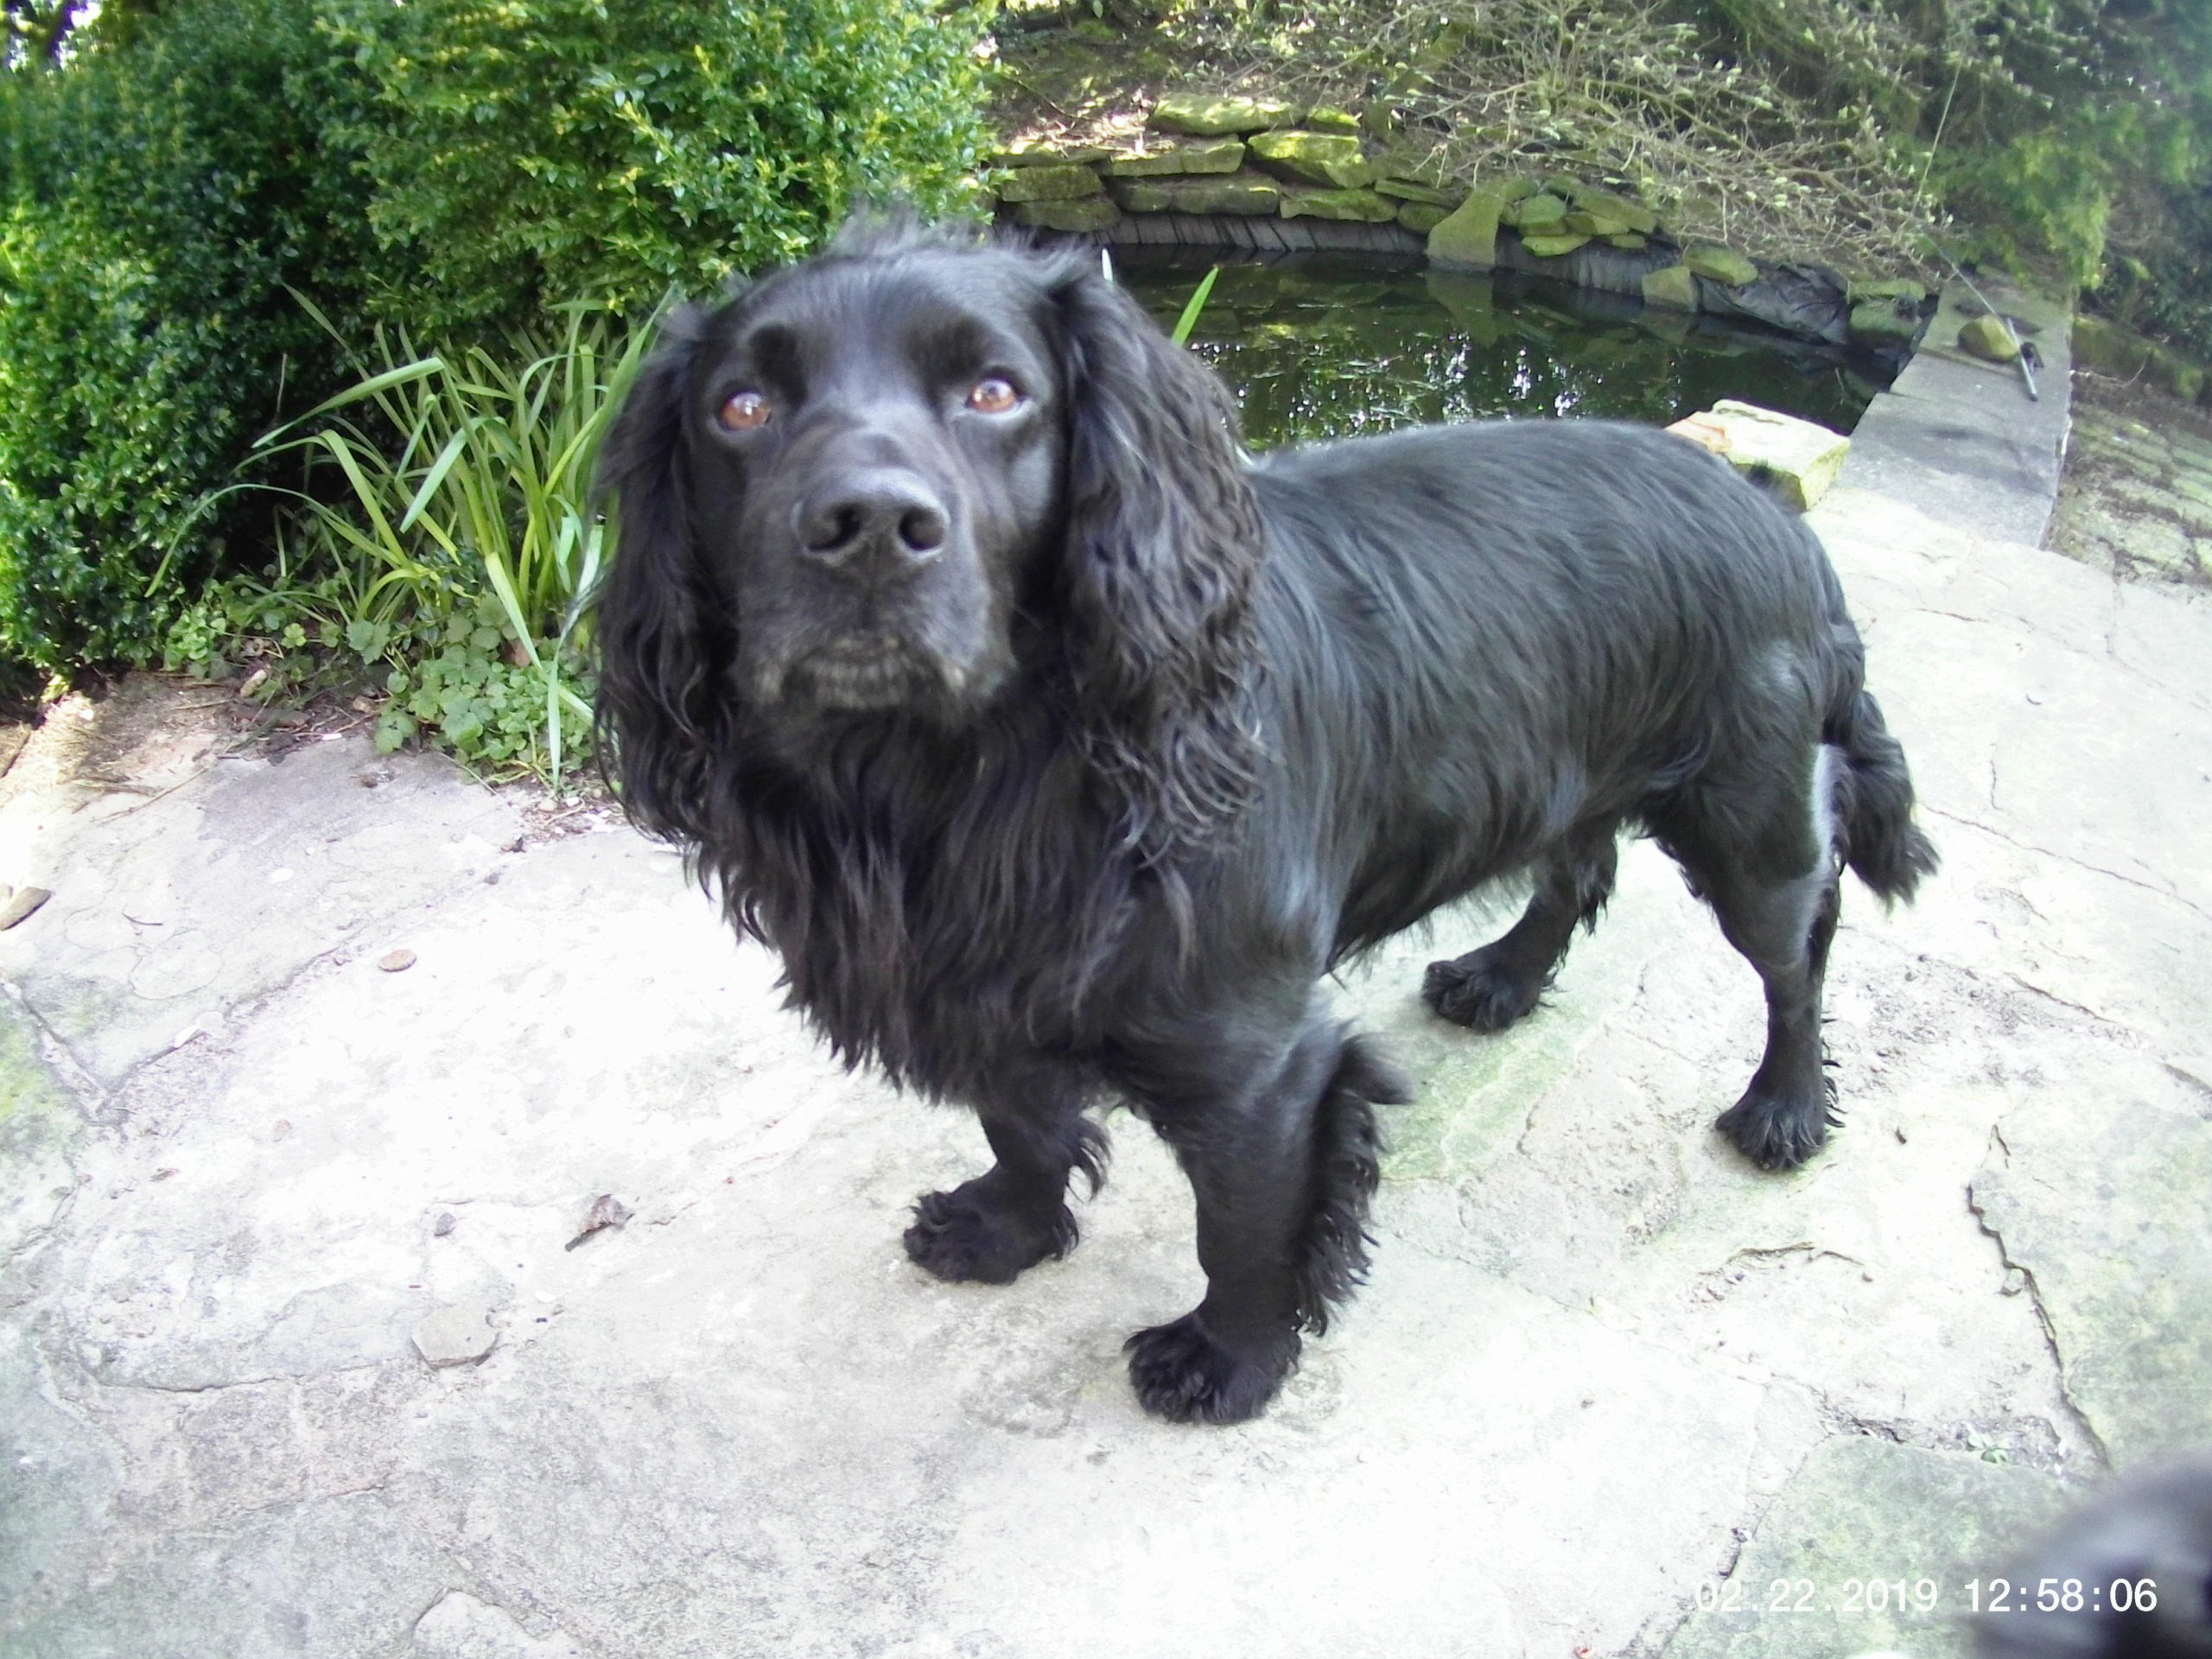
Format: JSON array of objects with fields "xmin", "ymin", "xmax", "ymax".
[
  {"xmin": 0, "ymin": 0, "xmax": 995, "ymax": 675},
  {"xmin": 0, "ymin": 0, "xmax": 385, "ymax": 673},
  {"xmin": 327, "ymin": 0, "xmax": 997, "ymax": 335}
]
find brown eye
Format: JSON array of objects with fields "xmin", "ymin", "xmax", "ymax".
[
  {"xmin": 967, "ymin": 377, "xmax": 1020, "ymax": 415},
  {"xmin": 718, "ymin": 391, "xmax": 771, "ymax": 431}
]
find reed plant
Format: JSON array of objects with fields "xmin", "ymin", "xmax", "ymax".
[{"xmin": 165, "ymin": 296, "xmax": 659, "ymax": 785}]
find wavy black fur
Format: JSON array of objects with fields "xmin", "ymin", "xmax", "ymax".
[{"xmin": 593, "ymin": 211, "xmax": 1936, "ymax": 1424}]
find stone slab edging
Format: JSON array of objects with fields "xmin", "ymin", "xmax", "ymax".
[{"xmin": 1838, "ymin": 273, "xmax": 2072, "ymax": 549}]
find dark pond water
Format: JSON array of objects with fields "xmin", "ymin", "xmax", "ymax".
[{"xmin": 1116, "ymin": 249, "xmax": 1889, "ymax": 453}]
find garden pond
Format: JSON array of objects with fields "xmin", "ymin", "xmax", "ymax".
[{"xmin": 1116, "ymin": 250, "xmax": 1889, "ymax": 451}]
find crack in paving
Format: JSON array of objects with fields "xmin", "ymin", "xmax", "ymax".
[
  {"xmin": 1966, "ymin": 1139, "xmax": 2113, "ymax": 1478},
  {"xmin": 1924, "ymin": 804, "xmax": 2212, "ymax": 928}
]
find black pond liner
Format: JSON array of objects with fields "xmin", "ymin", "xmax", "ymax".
[{"xmin": 1111, "ymin": 247, "xmax": 1901, "ymax": 448}]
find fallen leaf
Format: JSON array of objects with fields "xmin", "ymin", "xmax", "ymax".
[{"xmin": 564, "ymin": 1192, "xmax": 634, "ymax": 1250}]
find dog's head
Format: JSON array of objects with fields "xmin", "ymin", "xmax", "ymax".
[{"xmin": 594, "ymin": 214, "xmax": 1265, "ymax": 855}]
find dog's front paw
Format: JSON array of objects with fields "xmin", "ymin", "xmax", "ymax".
[
  {"xmin": 903, "ymin": 1187, "xmax": 1065, "ymax": 1285},
  {"xmin": 1421, "ymin": 947, "xmax": 1545, "ymax": 1033},
  {"xmin": 1123, "ymin": 1313, "xmax": 1298, "ymax": 1425},
  {"xmin": 1715, "ymin": 1083, "xmax": 1837, "ymax": 1171}
]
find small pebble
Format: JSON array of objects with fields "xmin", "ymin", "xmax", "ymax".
[
  {"xmin": 0, "ymin": 887, "xmax": 52, "ymax": 931},
  {"xmin": 433, "ymin": 1211, "xmax": 457, "ymax": 1237},
  {"xmin": 412, "ymin": 1303, "xmax": 497, "ymax": 1368},
  {"xmin": 378, "ymin": 949, "xmax": 417, "ymax": 973}
]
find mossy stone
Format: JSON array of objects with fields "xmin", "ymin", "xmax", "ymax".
[
  {"xmin": 1682, "ymin": 241, "xmax": 1758, "ymax": 286},
  {"xmin": 1572, "ymin": 188, "xmax": 1658, "ymax": 234},
  {"xmin": 1396, "ymin": 200, "xmax": 1452, "ymax": 234},
  {"xmin": 1521, "ymin": 232, "xmax": 1591, "ymax": 259},
  {"xmin": 992, "ymin": 164, "xmax": 1103, "ymax": 204},
  {"xmin": 1848, "ymin": 276, "xmax": 1927, "ymax": 305},
  {"xmin": 1280, "ymin": 186, "xmax": 1398, "ymax": 222},
  {"xmin": 1848, "ymin": 298, "xmax": 1923, "ymax": 347},
  {"xmin": 1103, "ymin": 140, "xmax": 1246, "ymax": 177},
  {"xmin": 1562, "ymin": 207, "xmax": 1631, "ymax": 237},
  {"xmin": 1504, "ymin": 192, "xmax": 1567, "ymax": 231},
  {"xmin": 994, "ymin": 141, "xmax": 1111, "ymax": 168},
  {"xmin": 1497, "ymin": 176, "xmax": 1541, "ymax": 202},
  {"xmin": 1374, "ymin": 177, "xmax": 1459, "ymax": 206},
  {"xmin": 1641, "ymin": 264, "xmax": 1700, "ymax": 311},
  {"xmin": 1247, "ymin": 130, "xmax": 1371, "ymax": 188},
  {"xmin": 1425, "ymin": 188, "xmax": 1506, "ymax": 270},
  {"xmin": 1150, "ymin": 92, "xmax": 1299, "ymax": 136},
  {"xmin": 1109, "ymin": 172, "xmax": 1282, "ymax": 215},
  {"xmin": 1013, "ymin": 197, "xmax": 1120, "ymax": 232},
  {"xmin": 1958, "ymin": 314, "xmax": 2021, "ymax": 361},
  {"xmin": 2071, "ymin": 314, "xmax": 2158, "ymax": 378},
  {"xmin": 1605, "ymin": 232, "xmax": 1648, "ymax": 251},
  {"xmin": 1303, "ymin": 105, "xmax": 1361, "ymax": 135}
]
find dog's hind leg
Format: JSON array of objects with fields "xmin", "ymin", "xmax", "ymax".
[
  {"xmin": 904, "ymin": 1075, "xmax": 1106, "ymax": 1286},
  {"xmin": 1422, "ymin": 821, "xmax": 1619, "ymax": 1033},
  {"xmin": 1119, "ymin": 1003, "xmax": 1410, "ymax": 1424},
  {"xmin": 1658, "ymin": 747, "xmax": 1844, "ymax": 1171}
]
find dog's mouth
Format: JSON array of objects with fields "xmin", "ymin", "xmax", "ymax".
[{"xmin": 787, "ymin": 633, "xmax": 952, "ymax": 711}]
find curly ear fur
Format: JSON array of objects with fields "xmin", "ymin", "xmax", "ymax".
[
  {"xmin": 1050, "ymin": 265, "xmax": 1268, "ymax": 861},
  {"xmin": 591, "ymin": 306, "xmax": 722, "ymax": 844}
]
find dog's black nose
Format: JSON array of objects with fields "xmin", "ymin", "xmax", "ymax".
[{"xmin": 796, "ymin": 472, "xmax": 948, "ymax": 575}]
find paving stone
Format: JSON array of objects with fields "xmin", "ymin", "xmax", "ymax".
[
  {"xmin": 0, "ymin": 735, "xmax": 524, "ymax": 1088},
  {"xmin": 1662, "ymin": 1435, "xmax": 2070, "ymax": 1659},
  {"xmin": 1971, "ymin": 1057, "xmax": 2212, "ymax": 1468}
]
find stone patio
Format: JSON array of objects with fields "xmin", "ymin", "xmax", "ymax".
[{"xmin": 2, "ymin": 293, "xmax": 2208, "ymax": 1658}]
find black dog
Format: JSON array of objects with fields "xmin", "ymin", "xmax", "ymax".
[{"xmin": 594, "ymin": 214, "xmax": 1937, "ymax": 1425}]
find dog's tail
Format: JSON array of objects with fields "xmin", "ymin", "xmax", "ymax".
[
  {"xmin": 1294, "ymin": 1033, "xmax": 1412, "ymax": 1336},
  {"xmin": 1826, "ymin": 681, "xmax": 1940, "ymax": 906}
]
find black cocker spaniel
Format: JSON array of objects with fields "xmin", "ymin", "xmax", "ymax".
[{"xmin": 594, "ymin": 213, "xmax": 1937, "ymax": 1426}]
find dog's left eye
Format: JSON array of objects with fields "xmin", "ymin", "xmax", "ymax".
[
  {"xmin": 967, "ymin": 377, "xmax": 1021, "ymax": 415},
  {"xmin": 717, "ymin": 391, "xmax": 772, "ymax": 431}
]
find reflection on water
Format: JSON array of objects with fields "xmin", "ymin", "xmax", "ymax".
[{"xmin": 1116, "ymin": 250, "xmax": 1887, "ymax": 452}]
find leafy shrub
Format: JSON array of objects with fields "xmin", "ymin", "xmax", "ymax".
[
  {"xmin": 326, "ymin": 0, "xmax": 997, "ymax": 336},
  {"xmin": 164, "ymin": 304, "xmax": 642, "ymax": 781},
  {"xmin": 0, "ymin": 0, "xmax": 387, "ymax": 673}
]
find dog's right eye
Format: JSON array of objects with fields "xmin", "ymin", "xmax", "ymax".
[{"xmin": 717, "ymin": 391, "xmax": 772, "ymax": 432}]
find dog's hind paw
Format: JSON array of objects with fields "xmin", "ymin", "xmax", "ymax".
[
  {"xmin": 903, "ymin": 1188, "xmax": 1067, "ymax": 1285},
  {"xmin": 1123, "ymin": 1313, "xmax": 1298, "ymax": 1425},
  {"xmin": 1714, "ymin": 1085, "xmax": 1836, "ymax": 1171},
  {"xmin": 1421, "ymin": 947, "xmax": 1546, "ymax": 1033}
]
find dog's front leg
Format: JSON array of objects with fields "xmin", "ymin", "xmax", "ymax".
[
  {"xmin": 1120, "ymin": 1003, "xmax": 1405, "ymax": 1425},
  {"xmin": 904, "ymin": 1072, "xmax": 1106, "ymax": 1286}
]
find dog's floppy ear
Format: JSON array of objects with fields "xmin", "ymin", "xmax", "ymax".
[
  {"xmin": 1051, "ymin": 265, "xmax": 1265, "ymax": 858},
  {"xmin": 592, "ymin": 307, "xmax": 723, "ymax": 842}
]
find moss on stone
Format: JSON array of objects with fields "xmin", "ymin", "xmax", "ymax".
[
  {"xmin": 1013, "ymin": 197, "xmax": 1120, "ymax": 232},
  {"xmin": 1246, "ymin": 130, "xmax": 1372, "ymax": 189},
  {"xmin": 991, "ymin": 164, "xmax": 1103, "ymax": 204},
  {"xmin": 1642, "ymin": 264, "xmax": 1700, "ymax": 310},
  {"xmin": 1149, "ymin": 92, "xmax": 1299, "ymax": 136},
  {"xmin": 1520, "ymin": 232, "xmax": 1590, "ymax": 258},
  {"xmin": 1426, "ymin": 189, "xmax": 1506, "ymax": 270},
  {"xmin": 1682, "ymin": 241, "xmax": 1758, "ymax": 286},
  {"xmin": 1103, "ymin": 139, "xmax": 1247, "ymax": 177},
  {"xmin": 1279, "ymin": 186, "xmax": 1398, "ymax": 222}
]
